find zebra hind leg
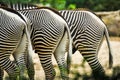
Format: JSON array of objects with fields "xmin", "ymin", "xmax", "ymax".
[
  {"xmin": 54, "ymin": 32, "xmax": 69, "ymax": 80},
  {"xmin": 80, "ymin": 49, "xmax": 107, "ymax": 80},
  {"xmin": 0, "ymin": 57, "xmax": 20, "ymax": 80},
  {"xmin": 38, "ymin": 53, "xmax": 56, "ymax": 80}
]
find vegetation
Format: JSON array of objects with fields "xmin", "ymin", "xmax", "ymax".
[{"xmin": 0, "ymin": 0, "xmax": 120, "ymax": 11}]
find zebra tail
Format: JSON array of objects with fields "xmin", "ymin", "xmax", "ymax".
[
  {"xmin": 104, "ymin": 26, "xmax": 113, "ymax": 69},
  {"xmin": 65, "ymin": 24, "xmax": 73, "ymax": 74},
  {"xmin": 20, "ymin": 13, "xmax": 34, "ymax": 57},
  {"xmin": 23, "ymin": 17, "xmax": 36, "ymax": 79}
]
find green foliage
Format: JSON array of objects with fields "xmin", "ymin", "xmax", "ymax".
[
  {"xmin": 67, "ymin": 4, "xmax": 76, "ymax": 9},
  {"xmin": 0, "ymin": 0, "xmax": 31, "ymax": 3},
  {"xmin": 40, "ymin": 0, "xmax": 66, "ymax": 10},
  {"xmin": 0, "ymin": 0, "xmax": 120, "ymax": 11},
  {"xmin": 65, "ymin": 0, "xmax": 120, "ymax": 11}
]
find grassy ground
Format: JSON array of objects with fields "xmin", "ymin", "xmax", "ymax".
[{"xmin": 4, "ymin": 37, "xmax": 120, "ymax": 80}]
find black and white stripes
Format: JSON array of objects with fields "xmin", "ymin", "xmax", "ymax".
[
  {"xmin": 59, "ymin": 10, "xmax": 113, "ymax": 79},
  {"xmin": 19, "ymin": 8, "xmax": 72, "ymax": 80},
  {"xmin": 0, "ymin": 3, "xmax": 113, "ymax": 80},
  {"xmin": 4, "ymin": 4, "xmax": 72, "ymax": 79},
  {"xmin": 0, "ymin": 7, "xmax": 30, "ymax": 80}
]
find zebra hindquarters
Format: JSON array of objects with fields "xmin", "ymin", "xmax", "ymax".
[
  {"xmin": 13, "ymin": 33, "xmax": 29, "ymax": 80},
  {"xmin": 54, "ymin": 31, "xmax": 69, "ymax": 80}
]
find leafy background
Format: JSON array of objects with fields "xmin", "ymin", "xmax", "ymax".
[{"xmin": 1, "ymin": 0, "xmax": 120, "ymax": 11}]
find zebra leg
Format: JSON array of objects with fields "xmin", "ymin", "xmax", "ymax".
[
  {"xmin": 0, "ymin": 55, "xmax": 19, "ymax": 80},
  {"xmin": 79, "ymin": 48, "xmax": 106, "ymax": 80},
  {"xmin": 13, "ymin": 33, "xmax": 29, "ymax": 80},
  {"xmin": 0, "ymin": 68, "xmax": 4, "ymax": 80},
  {"xmin": 54, "ymin": 32, "xmax": 69, "ymax": 80},
  {"xmin": 38, "ymin": 53, "xmax": 56, "ymax": 80}
]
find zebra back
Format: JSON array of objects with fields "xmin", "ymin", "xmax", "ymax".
[{"xmin": 0, "ymin": 6, "xmax": 26, "ymax": 22}]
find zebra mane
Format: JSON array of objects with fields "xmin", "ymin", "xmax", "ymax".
[
  {"xmin": 7, "ymin": 3, "xmax": 38, "ymax": 10},
  {"xmin": 2, "ymin": 3, "xmax": 61, "ymax": 17},
  {"xmin": 0, "ymin": 6, "xmax": 26, "ymax": 22}
]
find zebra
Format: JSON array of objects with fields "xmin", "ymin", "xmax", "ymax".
[
  {"xmin": 1, "ymin": 3, "xmax": 73, "ymax": 80},
  {"xmin": 24, "ymin": 7, "xmax": 72, "ymax": 80},
  {"xmin": 0, "ymin": 6, "xmax": 31, "ymax": 80},
  {"xmin": 59, "ymin": 9, "xmax": 113, "ymax": 79},
  {"xmin": 3, "ymin": 3, "xmax": 113, "ymax": 79}
]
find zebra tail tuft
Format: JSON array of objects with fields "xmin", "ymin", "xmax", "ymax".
[
  {"xmin": 67, "ymin": 39, "xmax": 72, "ymax": 74},
  {"xmin": 109, "ymin": 51, "xmax": 113, "ymax": 69}
]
